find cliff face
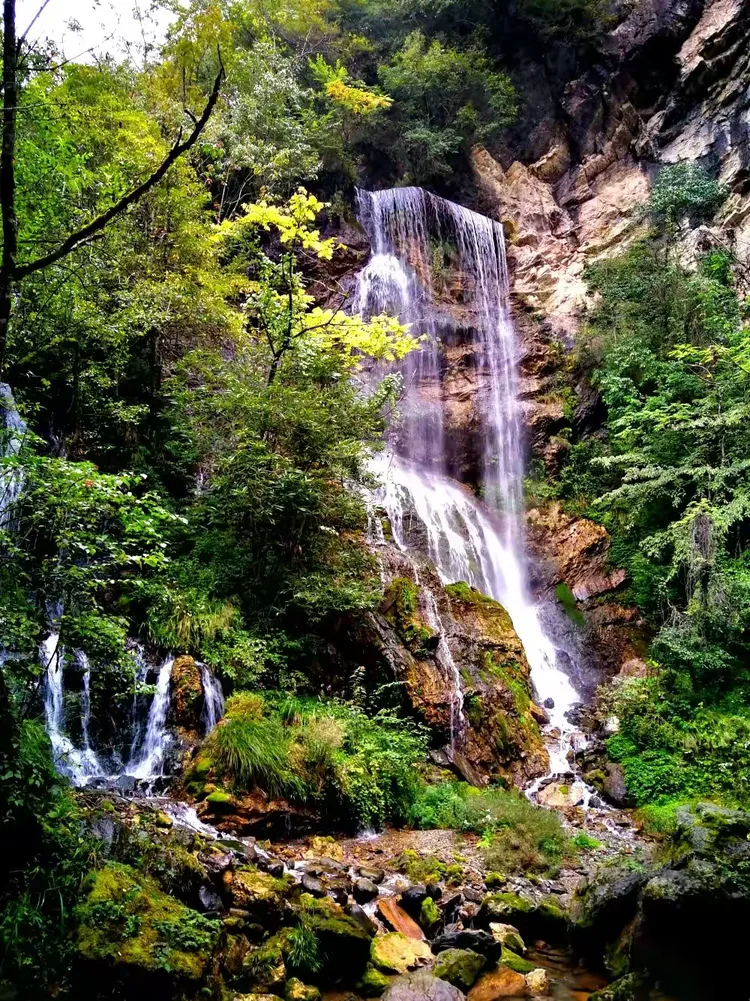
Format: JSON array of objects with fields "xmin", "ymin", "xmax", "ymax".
[{"xmin": 473, "ymin": 0, "xmax": 750, "ymax": 336}]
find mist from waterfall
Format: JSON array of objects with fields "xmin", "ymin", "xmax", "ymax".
[{"xmin": 356, "ymin": 187, "xmax": 581, "ymax": 776}]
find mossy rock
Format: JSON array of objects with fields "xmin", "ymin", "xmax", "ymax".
[
  {"xmin": 75, "ymin": 862, "xmax": 218, "ymax": 985},
  {"xmin": 358, "ymin": 965, "xmax": 390, "ymax": 997},
  {"xmin": 172, "ymin": 655, "xmax": 204, "ymax": 727},
  {"xmin": 223, "ymin": 866, "xmax": 290, "ymax": 925},
  {"xmin": 241, "ymin": 935, "xmax": 287, "ymax": 993},
  {"xmin": 590, "ymin": 973, "xmax": 649, "ymax": 1000},
  {"xmin": 294, "ymin": 894, "xmax": 374, "ymax": 985},
  {"xmin": 477, "ymin": 892, "xmax": 566, "ymax": 943},
  {"xmin": 499, "ymin": 948, "xmax": 535, "ymax": 974},
  {"xmin": 382, "ymin": 578, "xmax": 438, "ymax": 658},
  {"xmin": 286, "ymin": 977, "xmax": 321, "ymax": 1001},
  {"xmin": 205, "ymin": 788, "xmax": 238, "ymax": 812},
  {"xmin": 419, "ymin": 897, "xmax": 439, "ymax": 930},
  {"xmin": 371, "ymin": 932, "xmax": 432, "ymax": 975},
  {"xmin": 432, "ymin": 948, "xmax": 486, "ymax": 990}
]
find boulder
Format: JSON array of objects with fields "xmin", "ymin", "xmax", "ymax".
[
  {"xmin": 467, "ymin": 966, "xmax": 527, "ymax": 1001},
  {"xmin": 301, "ymin": 874, "xmax": 326, "ymax": 898},
  {"xmin": 286, "ymin": 978, "xmax": 321, "ymax": 1001},
  {"xmin": 371, "ymin": 933, "xmax": 433, "ymax": 975},
  {"xmin": 354, "ymin": 877, "xmax": 380, "ymax": 904},
  {"xmin": 293, "ymin": 894, "xmax": 374, "ymax": 985},
  {"xmin": 488, "ymin": 923, "xmax": 525, "ymax": 954},
  {"xmin": 76, "ymin": 863, "xmax": 218, "ymax": 986},
  {"xmin": 381, "ymin": 970, "xmax": 466, "ymax": 1001},
  {"xmin": 477, "ymin": 893, "xmax": 566, "ymax": 943},
  {"xmin": 223, "ymin": 866, "xmax": 290, "ymax": 926},
  {"xmin": 431, "ymin": 949, "xmax": 486, "ymax": 990},
  {"xmin": 431, "ymin": 930, "xmax": 501, "ymax": 964},
  {"xmin": 400, "ymin": 884, "xmax": 429, "ymax": 917},
  {"xmin": 171, "ymin": 655, "xmax": 204, "ymax": 729}
]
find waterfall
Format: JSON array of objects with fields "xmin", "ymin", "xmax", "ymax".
[
  {"xmin": 198, "ymin": 661, "xmax": 225, "ymax": 733},
  {"xmin": 356, "ymin": 187, "xmax": 582, "ymax": 779},
  {"xmin": 126, "ymin": 655, "xmax": 174, "ymax": 780},
  {"xmin": 76, "ymin": 650, "xmax": 105, "ymax": 777}
]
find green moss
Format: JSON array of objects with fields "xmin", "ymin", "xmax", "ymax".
[
  {"xmin": 485, "ymin": 871, "xmax": 506, "ymax": 888},
  {"xmin": 286, "ymin": 976, "xmax": 322, "ymax": 1001},
  {"xmin": 445, "ymin": 582, "xmax": 501, "ymax": 607},
  {"xmin": 358, "ymin": 965, "xmax": 390, "ymax": 997},
  {"xmin": 419, "ymin": 896, "xmax": 439, "ymax": 929},
  {"xmin": 384, "ymin": 578, "xmax": 437, "ymax": 658},
  {"xmin": 76, "ymin": 862, "xmax": 217, "ymax": 983},
  {"xmin": 205, "ymin": 789, "xmax": 236, "ymax": 811},
  {"xmin": 555, "ymin": 582, "xmax": 585, "ymax": 627},
  {"xmin": 500, "ymin": 948, "xmax": 535, "ymax": 974},
  {"xmin": 391, "ymin": 849, "xmax": 445, "ymax": 884},
  {"xmin": 292, "ymin": 894, "xmax": 373, "ymax": 984},
  {"xmin": 432, "ymin": 948, "xmax": 486, "ymax": 989}
]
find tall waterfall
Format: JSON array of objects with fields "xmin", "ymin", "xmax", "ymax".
[{"xmin": 356, "ymin": 187, "xmax": 581, "ymax": 777}]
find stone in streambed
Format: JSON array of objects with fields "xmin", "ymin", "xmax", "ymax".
[
  {"xmin": 419, "ymin": 896, "xmax": 440, "ymax": 931},
  {"xmin": 499, "ymin": 948, "xmax": 535, "ymax": 974},
  {"xmin": 358, "ymin": 965, "xmax": 391, "ymax": 997},
  {"xmin": 432, "ymin": 948, "xmax": 486, "ymax": 990},
  {"xmin": 360, "ymin": 866, "xmax": 386, "ymax": 884},
  {"xmin": 467, "ymin": 967, "xmax": 527, "ymax": 1001},
  {"xmin": 524, "ymin": 968, "xmax": 551, "ymax": 996},
  {"xmin": 223, "ymin": 866, "xmax": 290, "ymax": 926},
  {"xmin": 400, "ymin": 884, "xmax": 428, "ymax": 917},
  {"xmin": 293, "ymin": 894, "xmax": 374, "ymax": 984},
  {"xmin": 382, "ymin": 970, "xmax": 465, "ymax": 1001},
  {"xmin": 371, "ymin": 932, "xmax": 433, "ymax": 975},
  {"xmin": 431, "ymin": 929, "xmax": 501, "ymax": 963},
  {"xmin": 286, "ymin": 977, "xmax": 321, "ymax": 1001},
  {"xmin": 488, "ymin": 923, "xmax": 525, "ymax": 954},
  {"xmin": 301, "ymin": 873, "xmax": 326, "ymax": 897},
  {"xmin": 354, "ymin": 877, "xmax": 380, "ymax": 903}
]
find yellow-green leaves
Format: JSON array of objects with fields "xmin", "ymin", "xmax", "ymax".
[{"xmin": 309, "ymin": 55, "xmax": 392, "ymax": 116}]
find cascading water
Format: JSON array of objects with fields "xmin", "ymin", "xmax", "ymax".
[
  {"xmin": 199, "ymin": 661, "xmax": 225, "ymax": 733},
  {"xmin": 126, "ymin": 655, "xmax": 174, "ymax": 781},
  {"xmin": 356, "ymin": 187, "xmax": 583, "ymax": 785},
  {"xmin": 0, "ymin": 383, "xmax": 26, "ymax": 527}
]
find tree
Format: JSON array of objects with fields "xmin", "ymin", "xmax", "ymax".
[{"xmin": 0, "ymin": 0, "xmax": 225, "ymax": 376}]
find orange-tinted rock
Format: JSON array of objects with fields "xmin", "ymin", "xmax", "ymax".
[
  {"xmin": 467, "ymin": 966, "xmax": 528, "ymax": 1001},
  {"xmin": 377, "ymin": 898, "xmax": 425, "ymax": 941}
]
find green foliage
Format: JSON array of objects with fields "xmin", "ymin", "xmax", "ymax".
[
  {"xmin": 375, "ymin": 31, "xmax": 517, "ymax": 184},
  {"xmin": 649, "ymin": 163, "xmax": 726, "ymax": 225},
  {"xmin": 409, "ymin": 781, "xmax": 571, "ymax": 874},
  {"xmin": 203, "ymin": 692, "xmax": 427, "ymax": 829}
]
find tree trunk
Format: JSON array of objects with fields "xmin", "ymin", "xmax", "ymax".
[{"xmin": 0, "ymin": 0, "xmax": 17, "ymax": 378}]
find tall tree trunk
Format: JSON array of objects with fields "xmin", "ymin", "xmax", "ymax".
[
  {"xmin": 0, "ymin": 0, "xmax": 18, "ymax": 757},
  {"xmin": 0, "ymin": 0, "xmax": 18, "ymax": 379}
]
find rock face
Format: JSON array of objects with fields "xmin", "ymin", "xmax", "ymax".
[
  {"xmin": 474, "ymin": 0, "xmax": 750, "ymax": 338},
  {"xmin": 329, "ymin": 552, "xmax": 548, "ymax": 787},
  {"xmin": 570, "ymin": 803, "xmax": 750, "ymax": 997}
]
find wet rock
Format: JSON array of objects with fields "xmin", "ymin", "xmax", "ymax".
[
  {"xmin": 354, "ymin": 877, "xmax": 380, "ymax": 904},
  {"xmin": 426, "ymin": 882, "xmax": 442, "ymax": 901},
  {"xmin": 286, "ymin": 977, "xmax": 322, "ymax": 1001},
  {"xmin": 295, "ymin": 894, "xmax": 374, "ymax": 984},
  {"xmin": 477, "ymin": 893, "xmax": 567, "ymax": 943},
  {"xmin": 378, "ymin": 898, "xmax": 425, "ymax": 940},
  {"xmin": 346, "ymin": 899, "xmax": 380, "ymax": 936},
  {"xmin": 400, "ymin": 884, "xmax": 428, "ymax": 917},
  {"xmin": 301, "ymin": 874, "xmax": 326, "ymax": 898},
  {"xmin": 171, "ymin": 655, "xmax": 204, "ymax": 730},
  {"xmin": 463, "ymin": 887, "xmax": 483, "ymax": 904},
  {"xmin": 543, "ymin": 698, "xmax": 555, "ymax": 709},
  {"xmin": 381, "ymin": 970, "xmax": 465, "ymax": 1001},
  {"xmin": 431, "ymin": 929, "xmax": 501, "ymax": 963},
  {"xmin": 467, "ymin": 966, "xmax": 527, "ymax": 1001},
  {"xmin": 371, "ymin": 932, "xmax": 433, "ymax": 975},
  {"xmin": 198, "ymin": 884, "xmax": 223, "ymax": 913},
  {"xmin": 328, "ymin": 879, "xmax": 351, "ymax": 906},
  {"xmin": 360, "ymin": 866, "xmax": 386, "ymax": 884},
  {"xmin": 488, "ymin": 923, "xmax": 525, "ymax": 954},
  {"xmin": 359, "ymin": 965, "xmax": 391, "ymax": 997},
  {"xmin": 602, "ymin": 763, "xmax": 632, "ymax": 808},
  {"xmin": 222, "ymin": 866, "xmax": 289, "ymax": 926},
  {"xmin": 524, "ymin": 968, "xmax": 551, "ymax": 996},
  {"xmin": 440, "ymin": 892, "xmax": 462, "ymax": 924},
  {"xmin": 432, "ymin": 948, "xmax": 486, "ymax": 990}
]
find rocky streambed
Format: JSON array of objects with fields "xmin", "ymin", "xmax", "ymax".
[{"xmin": 71, "ymin": 785, "xmax": 729, "ymax": 1001}]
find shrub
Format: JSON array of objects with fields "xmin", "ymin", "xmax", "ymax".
[
  {"xmin": 649, "ymin": 163, "xmax": 726, "ymax": 225},
  {"xmin": 410, "ymin": 782, "xmax": 572, "ymax": 875},
  {"xmin": 208, "ymin": 715, "xmax": 302, "ymax": 799}
]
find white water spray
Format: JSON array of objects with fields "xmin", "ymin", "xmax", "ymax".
[
  {"xmin": 127, "ymin": 655, "xmax": 174, "ymax": 780},
  {"xmin": 198, "ymin": 661, "xmax": 225, "ymax": 733}
]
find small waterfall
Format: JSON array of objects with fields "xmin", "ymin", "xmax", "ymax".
[
  {"xmin": 198, "ymin": 661, "xmax": 224, "ymax": 732},
  {"xmin": 76, "ymin": 650, "xmax": 105, "ymax": 777},
  {"xmin": 126, "ymin": 655, "xmax": 174, "ymax": 780},
  {"xmin": 356, "ymin": 188, "xmax": 583, "ymax": 780}
]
